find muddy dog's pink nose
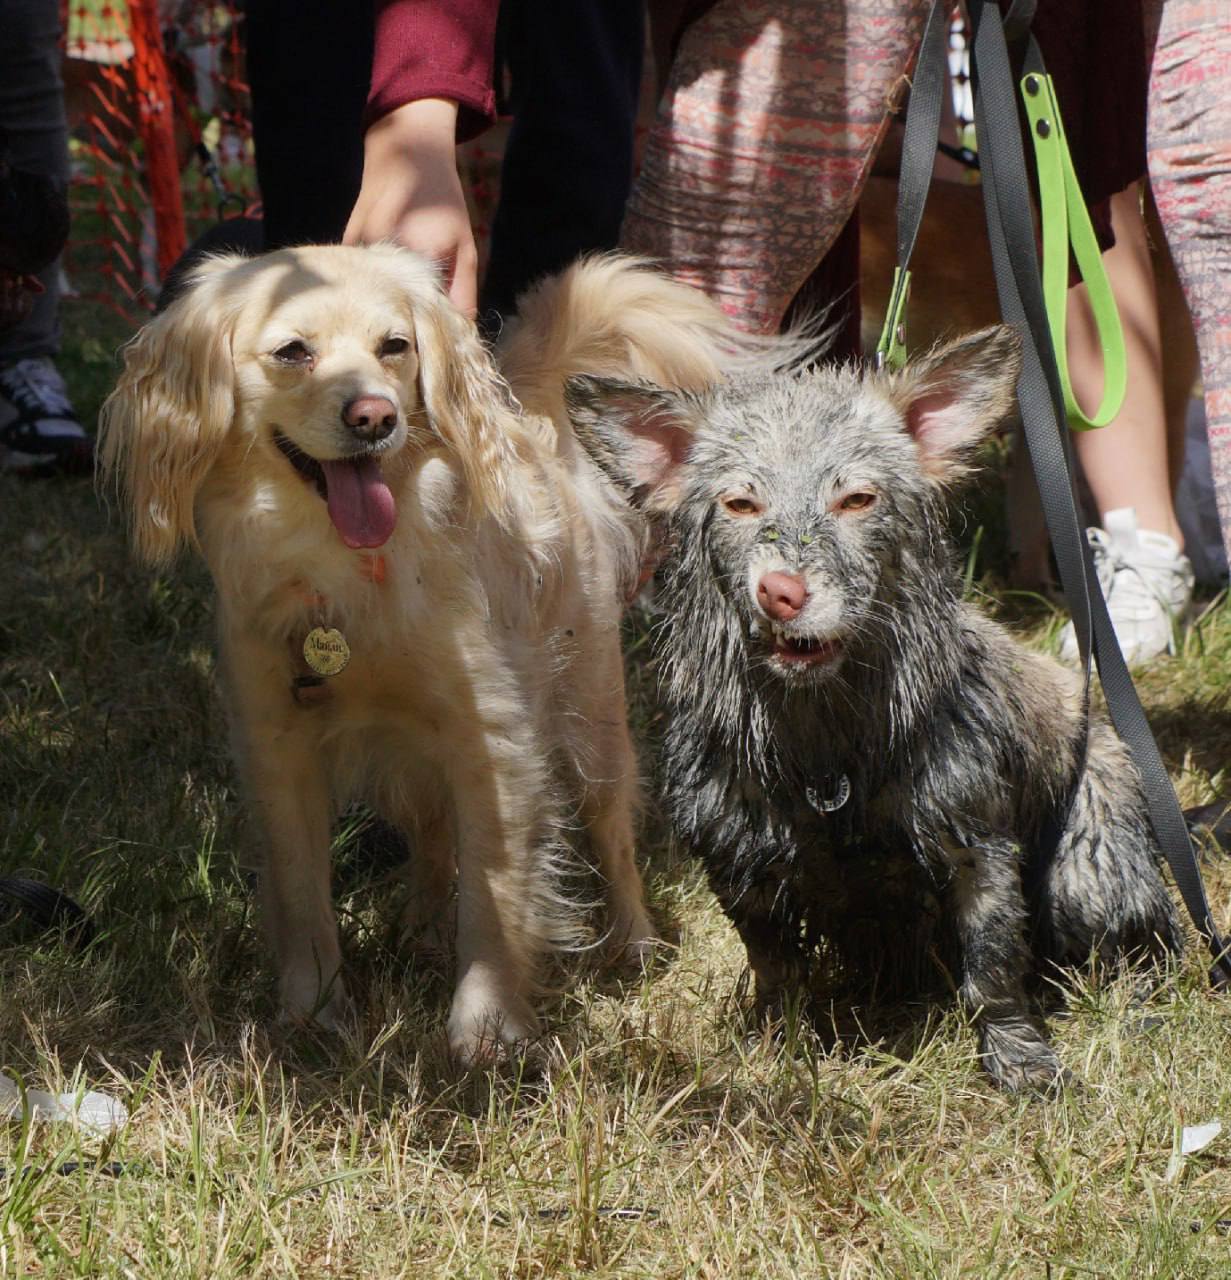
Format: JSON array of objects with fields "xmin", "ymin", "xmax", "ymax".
[
  {"xmin": 342, "ymin": 395, "xmax": 399, "ymax": 442},
  {"xmin": 757, "ymin": 571, "xmax": 807, "ymax": 621}
]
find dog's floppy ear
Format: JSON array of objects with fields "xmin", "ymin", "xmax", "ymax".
[
  {"xmin": 565, "ymin": 374, "xmax": 701, "ymax": 514},
  {"xmin": 98, "ymin": 255, "xmax": 242, "ymax": 564},
  {"xmin": 410, "ymin": 288, "xmax": 519, "ymax": 522},
  {"xmin": 885, "ymin": 325, "xmax": 1021, "ymax": 483}
]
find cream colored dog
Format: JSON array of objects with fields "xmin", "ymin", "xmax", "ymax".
[{"xmin": 99, "ymin": 245, "xmax": 747, "ymax": 1062}]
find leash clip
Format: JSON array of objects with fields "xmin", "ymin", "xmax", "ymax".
[{"xmin": 875, "ymin": 267, "xmax": 912, "ymax": 372}]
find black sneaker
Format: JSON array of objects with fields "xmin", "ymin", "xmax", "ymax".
[{"xmin": 0, "ymin": 356, "xmax": 93, "ymax": 475}]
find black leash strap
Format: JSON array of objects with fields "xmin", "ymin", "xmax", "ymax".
[
  {"xmin": 0, "ymin": 876, "xmax": 94, "ymax": 947},
  {"xmin": 896, "ymin": 0, "xmax": 1231, "ymax": 985},
  {"xmin": 876, "ymin": 0, "xmax": 950, "ymax": 369},
  {"xmin": 897, "ymin": 0, "xmax": 951, "ymax": 273}
]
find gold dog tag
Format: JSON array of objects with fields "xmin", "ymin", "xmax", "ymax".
[{"xmin": 303, "ymin": 626, "xmax": 350, "ymax": 677}]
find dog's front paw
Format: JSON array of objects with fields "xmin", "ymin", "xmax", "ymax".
[
  {"xmin": 746, "ymin": 944, "xmax": 808, "ymax": 1020},
  {"xmin": 447, "ymin": 975, "xmax": 539, "ymax": 1069},
  {"xmin": 979, "ymin": 1023, "xmax": 1069, "ymax": 1094}
]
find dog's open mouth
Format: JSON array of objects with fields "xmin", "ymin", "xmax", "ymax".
[
  {"xmin": 770, "ymin": 633, "xmax": 844, "ymax": 668},
  {"xmin": 274, "ymin": 432, "xmax": 397, "ymax": 550}
]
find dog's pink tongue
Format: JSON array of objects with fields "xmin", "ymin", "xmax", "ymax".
[{"xmin": 321, "ymin": 456, "xmax": 397, "ymax": 549}]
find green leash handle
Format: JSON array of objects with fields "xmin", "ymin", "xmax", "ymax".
[
  {"xmin": 876, "ymin": 52, "xmax": 1128, "ymax": 435},
  {"xmin": 1021, "ymin": 71, "xmax": 1127, "ymax": 430}
]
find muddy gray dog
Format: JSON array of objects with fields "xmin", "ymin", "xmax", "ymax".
[{"xmin": 567, "ymin": 325, "xmax": 1180, "ymax": 1091}]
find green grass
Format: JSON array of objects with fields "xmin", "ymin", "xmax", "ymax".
[{"xmin": 2, "ymin": 298, "xmax": 1231, "ymax": 1277}]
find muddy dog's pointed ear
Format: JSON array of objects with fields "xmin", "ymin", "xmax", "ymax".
[
  {"xmin": 565, "ymin": 375, "xmax": 701, "ymax": 513},
  {"xmin": 885, "ymin": 325, "xmax": 1021, "ymax": 483}
]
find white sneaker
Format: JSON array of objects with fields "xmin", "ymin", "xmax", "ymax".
[{"xmin": 1058, "ymin": 507, "xmax": 1195, "ymax": 666}]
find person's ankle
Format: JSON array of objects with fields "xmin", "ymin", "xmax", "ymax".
[{"xmin": 1098, "ymin": 507, "xmax": 1184, "ymax": 552}]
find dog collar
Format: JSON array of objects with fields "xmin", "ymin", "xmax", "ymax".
[
  {"xmin": 806, "ymin": 773, "xmax": 850, "ymax": 814},
  {"xmin": 289, "ymin": 552, "xmax": 386, "ymax": 706}
]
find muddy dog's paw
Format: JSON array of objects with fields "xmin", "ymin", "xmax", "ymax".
[{"xmin": 979, "ymin": 1021, "xmax": 1072, "ymax": 1094}]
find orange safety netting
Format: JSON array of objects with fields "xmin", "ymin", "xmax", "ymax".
[
  {"xmin": 62, "ymin": 0, "xmax": 254, "ymax": 321},
  {"xmin": 60, "ymin": 2, "xmax": 510, "ymax": 324}
]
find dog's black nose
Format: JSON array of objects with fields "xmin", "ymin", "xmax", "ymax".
[{"xmin": 342, "ymin": 395, "xmax": 399, "ymax": 442}]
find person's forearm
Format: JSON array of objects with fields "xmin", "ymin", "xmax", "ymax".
[{"xmin": 344, "ymin": 98, "xmax": 478, "ymax": 315}]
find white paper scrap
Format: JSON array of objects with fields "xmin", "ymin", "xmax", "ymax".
[
  {"xmin": 0, "ymin": 1071, "xmax": 129, "ymax": 1136},
  {"xmin": 1181, "ymin": 1120, "xmax": 1222, "ymax": 1156},
  {"xmin": 1165, "ymin": 1119, "xmax": 1222, "ymax": 1183}
]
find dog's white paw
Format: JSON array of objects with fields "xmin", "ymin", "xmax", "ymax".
[
  {"xmin": 447, "ymin": 976, "xmax": 538, "ymax": 1068},
  {"xmin": 602, "ymin": 899, "xmax": 662, "ymax": 967}
]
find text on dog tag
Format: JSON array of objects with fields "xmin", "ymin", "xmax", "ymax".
[{"xmin": 303, "ymin": 626, "xmax": 350, "ymax": 677}]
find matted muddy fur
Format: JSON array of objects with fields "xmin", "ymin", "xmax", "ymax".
[{"xmin": 567, "ymin": 326, "xmax": 1181, "ymax": 1091}]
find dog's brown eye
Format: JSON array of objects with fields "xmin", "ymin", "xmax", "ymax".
[
  {"xmin": 837, "ymin": 491, "xmax": 877, "ymax": 513},
  {"xmin": 722, "ymin": 495, "xmax": 762, "ymax": 517},
  {"xmin": 379, "ymin": 336, "xmax": 410, "ymax": 359},
  {"xmin": 273, "ymin": 340, "xmax": 313, "ymax": 365}
]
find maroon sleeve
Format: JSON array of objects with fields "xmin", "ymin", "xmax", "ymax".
[{"xmin": 365, "ymin": 0, "xmax": 499, "ymax": 141}]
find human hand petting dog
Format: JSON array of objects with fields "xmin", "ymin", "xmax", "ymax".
[{"xmin": 344, "ymin": 98, "xmax": 478, "ymax": 317}]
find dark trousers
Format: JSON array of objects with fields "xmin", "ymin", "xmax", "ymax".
[
  {"xmin": 480, "ymin": 0, "xmax": 644, "ymax": 322},
  {"xmin": 243, "ymin": 0, "xmax": 373, "ymax": 249},
  {"xmin": 0, "ymin": 0, "xmax": 68, "ymax": 361},
  {"xmin": 242, "ymin": 0, "xmax": 640, "ymax": 312}
]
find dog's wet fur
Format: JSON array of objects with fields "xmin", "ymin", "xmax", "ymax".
[{"xmin": 569, "ymin": 326, "xmax": 1181, "ymax": 1091}]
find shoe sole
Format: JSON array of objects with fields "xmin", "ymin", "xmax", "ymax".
[
  {"xmin": 1057, "ymin": 599, "xmax": 1194, "ymax": 668},
  {"xmin": 0, "ymin": 441, "xmax": 94, "ymax": 477}
]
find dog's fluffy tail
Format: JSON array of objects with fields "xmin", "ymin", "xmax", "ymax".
[{"xmin": 498, "ymin": 253, "xmax": 823, "ymax": 408}]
